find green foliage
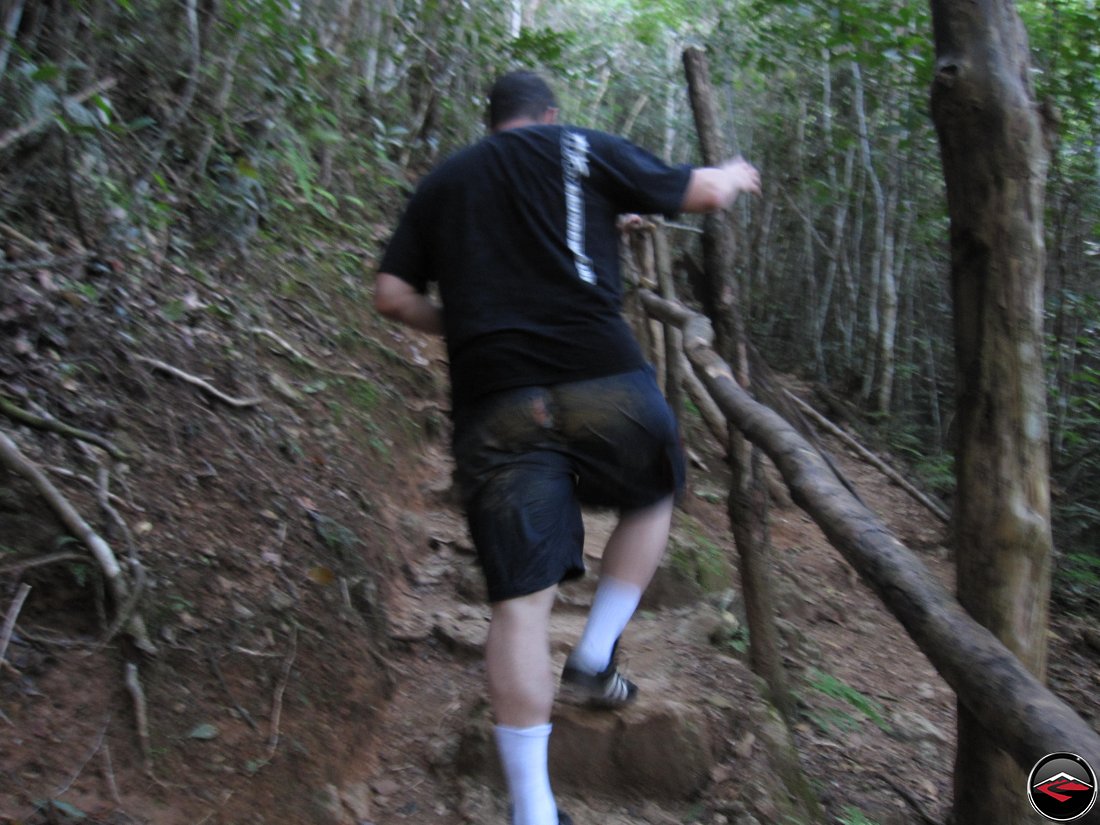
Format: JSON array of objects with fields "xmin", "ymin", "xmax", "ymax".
[
  {"xmin": 668, "ymin": 524, "xmax": 729, "ymax": 591},
  {"xmin": 738, "ymin": 0, "xmax": 933, "ymax": 83},
  {"xmin": 1059, "ymin": 552, "xmax": 1100, "ymax": 588},
  {"xmin": 1048, "ymin": 291, "xmax": 1100, "ymax": 591},
  {"xmin": 839, "ymin": 808, "xmax": 880, "ymax": 825},
  {"xmin": 804, "ymin": 668, "xmax": 889, "ymax": 734},
  {"xmin": 2, "ymin": 0, "xmax": 1097, "ymax": 622},
  {"xmin": 32, "ymin": 800, "xmax": 87, "ymax": 822},
  {"xmin": 884, "ymin": 423, "xmax": 955, "ymax": 497},
  {"xmin": 1020, "ymin": 0, "xmax": 1100, "ymax": 138},
  {"xmin": 346, "ymin": 378, "xmax": 381, "ymax": 413}
]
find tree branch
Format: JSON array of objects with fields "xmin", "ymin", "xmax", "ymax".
[{"xmin": 785, "ymin": 391, "xmax": 951, "ymax": 525}]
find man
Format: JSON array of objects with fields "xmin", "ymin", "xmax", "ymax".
[{"xmin": 375, "ymin": 70, "xmax": 760, "ymax": 825}]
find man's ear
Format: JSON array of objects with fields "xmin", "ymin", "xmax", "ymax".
[{"xmin": 540, "ymin": 107, "xmax": 559, "ymax": 125}]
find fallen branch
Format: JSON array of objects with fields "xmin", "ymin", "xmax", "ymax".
[
  {"xmin": 0, "ymin": 428, "xmax": 155, "ymax": 653},
  {"xmin": 875, "ymin": 772, "xmax": 942, "ymax": 825},
  {"xmin": 0, "ymin": 395, "xmax": 126, "ymax": 460},
  {"xmin": 250, "ymin": 326, "xmax": 320, "ymax": 366},
  {"xmin": 0, "ymin": 222, "xmax": 47, "ymax": 252},
  {"xmin": 53, "ymin": 714, "xmax": 112, "ymax": 798},
  {"xmin": 785, "ymin": 391, "xmax": 950, "ymax": 525},
  {"xmin": 680, "ymin": 350, "xmax": 729, "ymax": 451},
  {"xmin": 207, "ymin": 649, "xmax": 259, "ymax": 733},
  {"xmin": 0, "ymin": 583, "xmax": 31, "ymax": 672},
  {"xmin": 133, "ymin": 355, "xmax": 262, "ymax": 408}
]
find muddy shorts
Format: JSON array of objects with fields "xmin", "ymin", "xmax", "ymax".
[{"xmin": 451, "ymin": 367, "xmax": 685, "ymax": 603}]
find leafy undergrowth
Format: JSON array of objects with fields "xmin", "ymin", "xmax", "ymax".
[
  {"xmin": 1, "ymin": 227, "xmax": 1099, "ymax": 825},
  {"xmin": 0, "ymin": 224, "xmax": 446, "ymax": 823}
]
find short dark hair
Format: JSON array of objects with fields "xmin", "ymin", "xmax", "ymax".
[{"xmin": 488, "ymin": 71, "xmax": 557, "ymax": 128}]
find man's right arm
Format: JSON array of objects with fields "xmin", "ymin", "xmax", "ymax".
[
  {"xmin": 680, "ymin": 157, "xmax": 761, "ymax": 213},
  {"xmin": 374, "ymin": 273, "xmax": 444, "ymax": 336}
]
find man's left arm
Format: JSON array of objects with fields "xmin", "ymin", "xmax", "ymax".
[{"xmin": 374, "ymin": 272, "xmax": 444, "ymax": 336}]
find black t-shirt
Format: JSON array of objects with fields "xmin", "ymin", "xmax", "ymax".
[{"xmin": 379, "ymin": 124, "xmax": 691, "ymax": 410}]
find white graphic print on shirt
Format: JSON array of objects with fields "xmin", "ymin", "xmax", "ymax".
[{"xmin": 562, "ymin": 130, "xmax": 596, "ymax": 284}]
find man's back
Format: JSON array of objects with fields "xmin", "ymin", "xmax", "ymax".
[{"xmin": 379, "ymin": 124, "xmax": 690, "ymax": 408}]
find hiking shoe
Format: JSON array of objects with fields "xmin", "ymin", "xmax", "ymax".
[{"xmin": 560, "ymin": 641, "xmax": 638, "ymax": 709}]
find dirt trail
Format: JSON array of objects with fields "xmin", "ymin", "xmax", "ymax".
[{"xmin": 360, "ymin": 429, "xmax": 974, "ymax": 825}]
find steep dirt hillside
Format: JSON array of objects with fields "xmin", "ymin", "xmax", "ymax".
[{"xmin": 1, "ymin": 241, "xmax": 1098, "ymax": 825}]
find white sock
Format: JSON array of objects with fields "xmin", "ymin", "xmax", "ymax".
[
  {"xmin": 570, "ymin": 576, "xmax": 643, "ymax": 673},
  {"xmin": 494, "ymin": 723, "xmax": 558, "ymax": 825}
]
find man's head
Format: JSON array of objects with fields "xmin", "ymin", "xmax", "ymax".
[{"xmin": 488, "ymin": 71, "xmax": 558, "ymax": 132}]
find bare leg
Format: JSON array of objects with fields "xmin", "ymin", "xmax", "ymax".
[
  {"xmin": 599, "ymin": 493, "xmax": 674, "ymax": 587},
  {"xmin": 487, "ymin": 585, "xmax": 559, "ymax": 725},
  {"xmin": 568, "ymin": 494, "xmax": 674, "ymax": 676},
  {"xmin": 487, "ymin": 585, "xmax": 560, "ymax": 825}
]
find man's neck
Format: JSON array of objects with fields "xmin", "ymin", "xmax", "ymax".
[
  {"xmin": 492, "ymin": 116, "xmax": 542, "ymax": 134},
  {"xmin": 491, "ymin": 108, "xmax": 559, "ymax": 134}
]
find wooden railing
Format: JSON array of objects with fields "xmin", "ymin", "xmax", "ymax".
[{"xmin": 636, "ymin": 286, "xmax": 1100, "ymax": 772}]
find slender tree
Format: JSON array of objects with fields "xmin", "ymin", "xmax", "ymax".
[
  {"xmin": 682, "ymin": 45, "xmax": 793, "ymax": 721},
  {"xmin": 928, "ymin": 1, "xmax": 1055, "ymax": 821}
]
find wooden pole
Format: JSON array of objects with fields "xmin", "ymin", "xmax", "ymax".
[
  {"xmin": 682, "ymin": 46, "xmax": 793, "ymax": 719},
  {"xmin": 640, "ymin": 288, "xmax": 1100, "ymax": 771}
]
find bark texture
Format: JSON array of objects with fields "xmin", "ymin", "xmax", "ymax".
[
  {"xmin": 929, "ymin": 2, "xmax": 1055, "ymax": 822},
  {"xmin": 682, "ymin": 46, "xmax": 792, "ymax": 719}
]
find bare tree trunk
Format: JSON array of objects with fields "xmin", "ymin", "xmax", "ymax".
[
  {"xmin": 653, "ymin": 225, "xmax": 684, "ymax": 421},
  {"xmin": 929, "ymin": 1, "xmax": 1055, "ymax": 822},
  {"xmin": 134, "ymin": 0, "xmax": 202, "ymax": 191},
  {"xmin": 508, "ymin": 0, "xmax": 523, "ymax": 37},
  {"xmin": 0, "ymin": 0, "xmax": 26, "ymax": 82},
  {"xmin": 873, "ymin": 168, "xmax": 900, "ymax": 413},
  {"xmin": 792, "ymin": 96, "xmax": 819, "ymax": 362},
  {"xmin": 813, "ymin": 55, "xmax": 856, "ymax": 381},
  {"xmin": 682, "ymin": 45, "xmax": 792, "ymax": 720}
]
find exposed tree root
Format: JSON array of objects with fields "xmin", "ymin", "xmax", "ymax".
[
  {"xmin": 0, "ymin": 583, "xmax": 31, "ymax": 672},
  {"xmin": 133, "ymin": 354, "xmax": 263, "ymax": 408},
  {"xmin": 45, "ymin": 465, "xmax": 138, "ymax": 511},
  {"xmin": 0, "ymin": 394, "xmax": 125, "ymax": 460},
  {"xmin": 0, "ymin": 551, "xmax": 84, "ymax": 576},
  {"xmin": 265, "ymin": 624, "xmax": 299, "ymax": 760},
  {"xmin": 250, "ymin": 325, "xmax": 378, "ymax": 382},
  {"xmin": 124, "ymin": 662, "xmax": 153, "ymax": 777},
  {"xmin": 0, "ymin": 428, "xmax": 155, "ymax": 654}
]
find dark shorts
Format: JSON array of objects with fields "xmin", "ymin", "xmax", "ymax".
[{"xmin": 451, "ymin": 368, "xmax": 685, "ymax": 603}]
